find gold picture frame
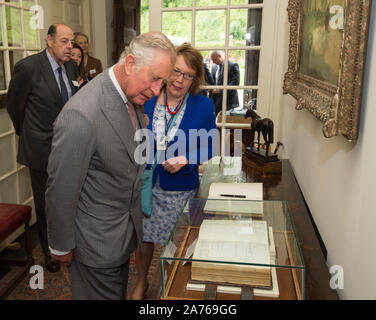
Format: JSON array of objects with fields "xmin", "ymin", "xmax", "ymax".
[{"xmin": 283, "ymin": 0, "xmax": 371, "ymax": 142}]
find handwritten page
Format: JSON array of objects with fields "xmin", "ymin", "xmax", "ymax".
[{"xmin": 193, "ymin": 220, "xmax": 270, "ymax": 265}]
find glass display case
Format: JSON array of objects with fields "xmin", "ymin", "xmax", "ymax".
[{"xmin": 160, "ymin": 199, "xmax": 305, "ymax": 300}]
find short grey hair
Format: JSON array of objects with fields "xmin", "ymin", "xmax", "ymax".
[
  {"xmin": 210, "ymin": 50, "xmax": 223, "ymax": 57},
  {"xmin": 119, "ymin": 32, "xmax": 176, "ymax": 70}
]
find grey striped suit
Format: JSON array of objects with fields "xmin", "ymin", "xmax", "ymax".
[{"xmin": 45, "ymin": 70, "xmax": 146, "ymax": 299}]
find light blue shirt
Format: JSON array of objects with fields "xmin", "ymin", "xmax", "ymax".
[{"xmin": 46, "ymin": 49, "xmax": 73, "ymax": 99}]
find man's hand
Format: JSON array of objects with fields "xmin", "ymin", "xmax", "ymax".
[
  {"xmin": 51, "ymin": 251, "xmax": 73, "ymax": 267},
  {"xmin": 162, "ymin": 156, "xmax": 188, "ymax": 174}
]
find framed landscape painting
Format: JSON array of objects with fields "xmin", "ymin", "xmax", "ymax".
[{"xmin": 283, "ymin": 0, "xmax": 371, "ymax": 142}]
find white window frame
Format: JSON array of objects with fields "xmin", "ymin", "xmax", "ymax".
[
  {"xmin": 148, "ymin": 0, "xmax": 279, "ymax": 156},
  {"xmin": 0, "ymin": 0, "xmax": 41, "ymax": 250}
]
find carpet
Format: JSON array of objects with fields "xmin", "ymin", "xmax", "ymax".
[{"xmin": 1, "ymin": 244, "xmax": 163, "ymax": 300}]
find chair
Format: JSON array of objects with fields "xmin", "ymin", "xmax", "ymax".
[{"xmin": 0, "ymin": 204, "xmax": 34, "ymax": 299}]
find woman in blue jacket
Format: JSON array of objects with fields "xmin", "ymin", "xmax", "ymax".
[{"xmin": 131, "ymin": 43, "xmax": 217, "ymax": 299}]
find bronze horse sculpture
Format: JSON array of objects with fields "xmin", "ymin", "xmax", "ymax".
[{"xmin": 245, "ymin": 108, "xmax": 274, "ymax": 156}]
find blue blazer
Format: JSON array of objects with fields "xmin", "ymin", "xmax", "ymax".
[{"xmin": 144, "ymin": 93, "xmax": 217, "ymax": 191}]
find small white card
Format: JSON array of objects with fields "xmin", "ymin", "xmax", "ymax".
[
  {"xmin": 72, "ymin": 80, "xmax": 79, "ymax": 87},
  {"xmin": 183, "ymin": 238, "xmax": 198, "ymax": 266},
  {"xmin": 89, "ymin": 69, "xmax": 97, "ymax": 75},
  {"xmin": 163, "ymin": 242, "xmax": 177, "ymax": 265}
]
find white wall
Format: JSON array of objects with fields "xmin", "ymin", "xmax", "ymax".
[
  {"xmin": 276, "ymin": 0, "xmax": 376, "ymax": 299},
  {"xmin": 105, "ymin": 0, "xmax": 115, "ymax": 67},
  {"xmin": 90, "ymin": 0, "xmax": 110, "ymax": 69}
]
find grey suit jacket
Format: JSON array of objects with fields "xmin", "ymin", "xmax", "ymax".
[
  {"xmin": 46, "ymin": 70, "xmax": 146, "ymax": 268},
  {"xmin": 6, "ymin": 49, "xmax": 78, "ymax": 171}
]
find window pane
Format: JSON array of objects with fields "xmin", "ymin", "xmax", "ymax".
[
  {"xmin": 230, "ymin": 8, "xmax": 262, "ymax": 47},
  {"xmin": 0, "ymin": 12, "xmax": 3, "ymax": 46},
  {"xmin": 9, "ymin": 50, "xmax": 24, "ymax": 74},
  {"xmin": 18, "ymin": 167, "xmax": 33, "ymax": 203},
  {"xmin": 162, "ymin": 11, "xmax": 192, "ymax": 45},
  {"xmin": 163, "ymin": 0, "xmax": 192, "ymax": 8},
  {"xmin": 5, "ymin": 0, "xmax": 20, "ymax": 5},
  {"xmin": 23, "ymin": 0, "xmax": 36, "ymax": 9},
  {"xmin": 6, "ymin": 7, "xmax": 22, "ymax": 47},
  {"xmin": 0, "ymin": 108, "xmax": 12, "ymax": 135},
  {"xmin": 0, "ymin": 51, "xmax": 5, "ymax": 90},
  {"xmin": 0, "ymin": 174, "xmax": 17, "ymax": 204},
  {"xmin": 211, "ymin": 87, "xmax": 242, "ymax": 115},
  {"xmin": 141, "ymin": 0, "xmax": 149, "ymax": 34},
  {"xmin": 231, "ymin": 0, "xmax": 263, "ymax": 5},
  {"xmin": 0, "ymin": 134, "xmax": 16, "ymax": 177},
  {"xmin": 228, "ymin": 49, "xmax": 259, "ymax": 86},
  {"xmin": 196, "ymin": 0, "xmax": 226, "ymax": 6},
  {"xmin": 196, "ymin": 10, "xmax": 226, "ymax": 48},
  {"xmin": 235, "ymin": 88, "xmax": 258, "ymax": 111},
  {"xmin": 24, "ymin": 10, "xmax": 39, "ymax": 49}
]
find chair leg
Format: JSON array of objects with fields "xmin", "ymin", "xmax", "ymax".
[
  {"xmin": 0, "ymin": 221, "xmax": 34, "ymax": 299},
  {"xmin": 24, "ymin": 222, "xmax": 33, "ymax": 263}
]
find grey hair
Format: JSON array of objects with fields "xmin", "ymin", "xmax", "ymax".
[
  {"xmin": 210, "ymin": 50, "xmax": 223, "ymax": 57},
  {"xmin": 118, "ymin": 32, "xmax": 176, "ymax": 70}
]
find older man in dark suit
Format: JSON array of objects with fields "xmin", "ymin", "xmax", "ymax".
[
  {"xmin": 210, "ymin": 50, "xmax": 240, "ymax": 115},
  {"xmin": 6, "ymin": 24, "xmax": 78, "ymax": 273}
]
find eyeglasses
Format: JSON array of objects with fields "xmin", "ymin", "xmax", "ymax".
[{"xmin": 171, "ymin": 68, "xmax": 195, "ymax": 81}]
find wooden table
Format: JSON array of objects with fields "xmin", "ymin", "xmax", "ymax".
[
  {"xmin": 194, "ymin": 156, "xmax": 339, "ymax": 300},
  {"xmin": 241, "ymin": 157, "xmax": 338, "ymax": 299}
]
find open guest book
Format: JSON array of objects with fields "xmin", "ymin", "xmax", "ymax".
[
  {"xmin": 204, "ymin": 182, "xmax": 263, "ymax": 217},
  {"xmin": 191, "ymin": 219, "xmax": 272, "ymax": 287}
]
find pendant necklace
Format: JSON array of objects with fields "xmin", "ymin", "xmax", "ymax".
[{"xmin": 165, "ymin": 91, "xmax": 186, "ymax": 116}]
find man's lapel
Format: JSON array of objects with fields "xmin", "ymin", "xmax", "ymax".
[
  {"xmin": 101, "ymin": 75, "xmax": 138, "ymax": 164},
  {"xmin": 65, "ymin": 61, "xmax": 79, "ymax": 95},
  {"xmin": 218, "ymin": 63, "xmax": 224, "ymax": 84}
]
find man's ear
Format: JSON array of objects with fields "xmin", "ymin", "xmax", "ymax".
[
  {"xmin": 46, "ymin": 34, "xmax": 53, "ymax": 48},
  {"xmin": 124, "ymin": 54, "xmax": 136, "ymax": 75}
]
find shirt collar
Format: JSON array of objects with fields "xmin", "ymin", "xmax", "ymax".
[
  {"xmin": 46, "ymin": 49, "xmax": 64, "ymax": 72},
  {"xmin": 109, "ymin": 66, "xmax": 129, "ymax": 106}
]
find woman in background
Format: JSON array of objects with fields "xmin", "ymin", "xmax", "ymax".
[
  {"xmin": 131, "ymin": 43, "xmax": 217, "ymax": 300},
  {"xmin": 71, "ymin": 43, "xmax": 91, "ymax": 89},
  {"xmin": 74, "ymin": 32, "xmax": 103, "ymax": 78}
]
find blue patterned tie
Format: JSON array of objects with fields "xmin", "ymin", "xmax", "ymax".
[{"xmin": 58, "ymin": 66, "xmax": 69, "ymax": 105}]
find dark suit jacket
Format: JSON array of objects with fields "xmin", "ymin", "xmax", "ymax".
[
  {"xmin": 202, "ymin": 63, "xmax": 214, "ymax": 97},
  {"xmin": 6, "ymin": 49, "xmax": 78, "ymax": 171},
  {"xmin": 85, "ymin": 55, "xmax": 103, "ymax": 78},
  {"xmin": 212, "ymin": 60, "xmax": 240, "ymax": 114}
]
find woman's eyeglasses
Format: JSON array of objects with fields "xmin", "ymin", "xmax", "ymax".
[{"xmin": 172, "ymin": 68, "xmax": 195, "ymax": 80}]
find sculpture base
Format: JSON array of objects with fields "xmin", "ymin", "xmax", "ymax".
[
  {"xmin": 245, "ymin": 147, "xmax": 279, "ymax": 163},
  {"xmin": 244, "ymin": 149, "xmax": 282, "ymax": 182}
]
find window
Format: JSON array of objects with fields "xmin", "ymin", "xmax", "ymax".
[
  {"xmin": 145, "ymin": 0, "xmax": 278, "ymax": 156},
  {"xmin": 0, "ymin": 0, "xmax": 40, "ymax": 212}
]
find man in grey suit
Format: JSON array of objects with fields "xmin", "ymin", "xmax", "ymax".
[
  {"xmin": 45, "ymin": 32, "xmax": 176, "ymax": 300},
  {"xmin": 6, "ymin": 24, "xmax": 78, "ymax": 273}
]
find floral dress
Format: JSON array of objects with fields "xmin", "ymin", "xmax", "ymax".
[{"xmin": 143, "ymin": 102, "xmax": 197, "ymax": 245}]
